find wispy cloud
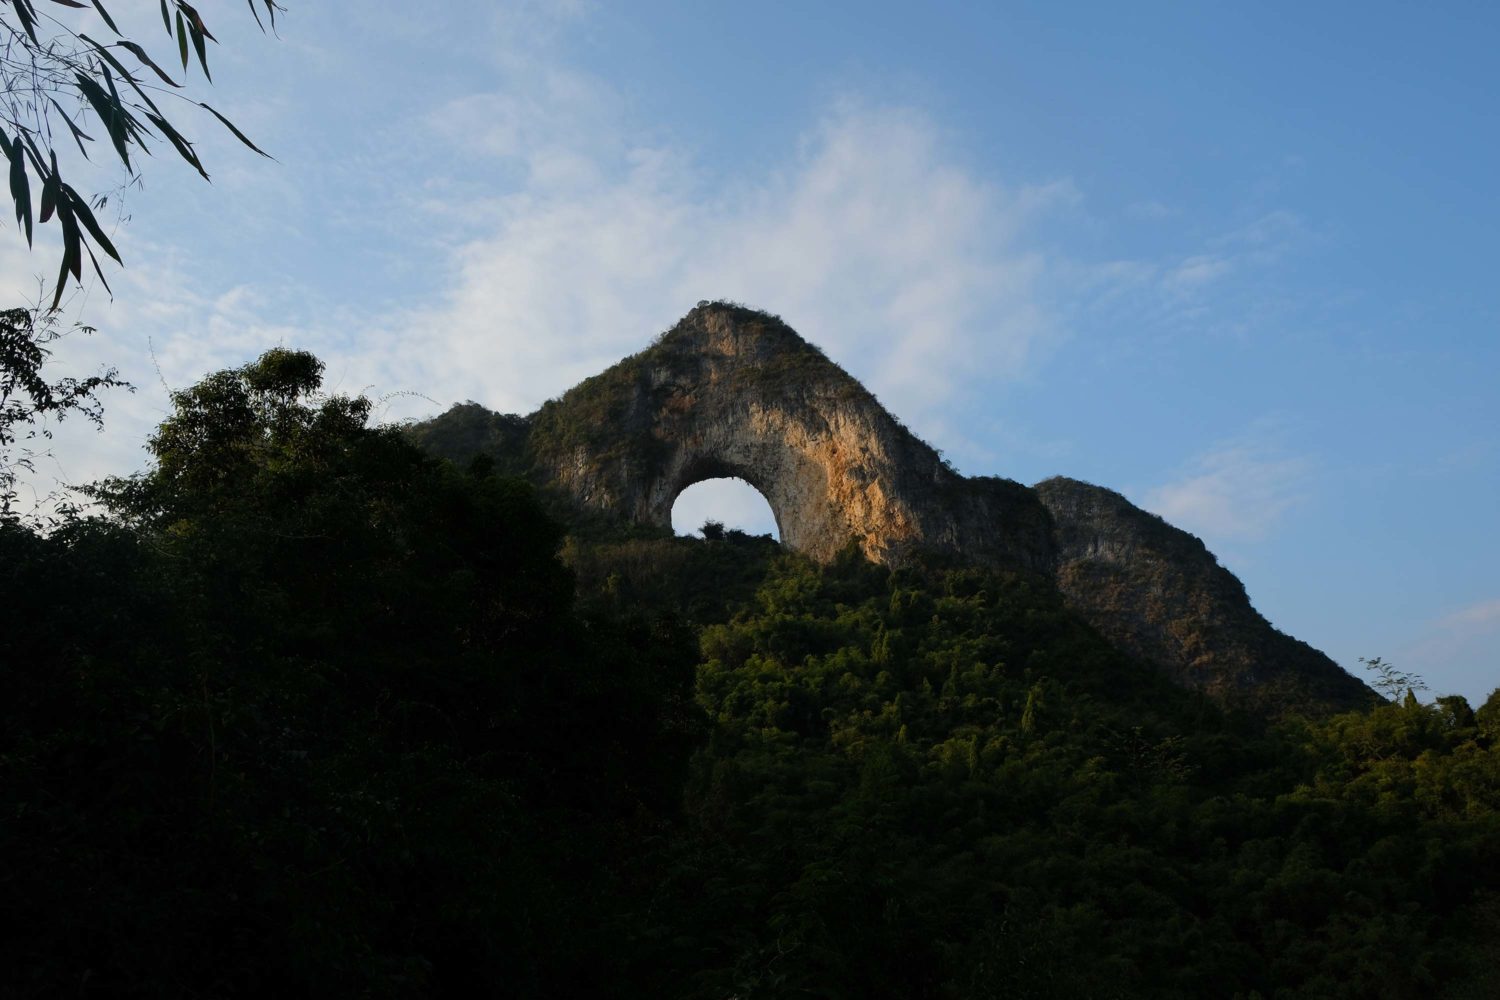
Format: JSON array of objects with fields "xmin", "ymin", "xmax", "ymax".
[
  {"xmin": 1124, "ymin": 199, "xmax": 1175, "ymax": 221},
  {"xmin": 1141, "ymin": 428, "xmax": 1311, "ymax": 542},
  {"xmin": 1437, "ymin": 598, "xmax": 1500, "ymax": 631},
  {"xmin": 1162, "ymin": 253, "xmax": 1233, "ymax": 292},
  {"xmin": 378, "ymin": 97, "xmax": 1075, "ymax": 445},
  {"xmin": 1079, "ymin": 208, "xmax": 1311, "ymax": 341},
  {"xmin": 1394, "ymin": 597, "xmax": 1500, "ymax": 699},
  {"xmin": 11, "ymin": 2, "xmax": 1302, "ymax": 518},
  {"xmin": 20, "ymin": 73, "xmax": 1078, "ymax": 506}
]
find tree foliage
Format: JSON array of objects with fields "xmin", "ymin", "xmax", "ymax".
[
  {"xmin": 2, "ymin": 0, "xmax": 280, "ymax": 307},
  {"xmin": 623, "ymin": 558, "xmax": 1500, "ymax": 997},
  {"xmin": 0, "ymin": 304, "xmax": 124, "ymax": 519},
  {"xmin": 1, "ymin": 349, "xmax": 700, "ymax": 994},
  {"xmin": 1361, "ymin": 655, "xmax": 1431, "ymax": 702},
  {"xmin": 2, "ymin": 348, "xmax": 1498, "ymax": 996}
]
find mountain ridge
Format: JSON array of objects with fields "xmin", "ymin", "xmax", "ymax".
[{"xmin": 409, "ymin": 301, "xmax": 1372, "ymax": 713}]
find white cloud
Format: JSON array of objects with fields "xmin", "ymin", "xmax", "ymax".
[
  {"xmin": 6, "ymin": 5, "xmax": 1081, "ymax": 503},
  {"xmin": 376, "ymin": 98, "xmax": 1074, "ymax": 445},
  {"xmin": 15, "ymin": 98, "xmax": 1075, "ymax": 505},
  {"xmin": 1142, "ymin": 430, "xmax": 1310, "ymax": 542},
  {"xmin": 426, "ymin": 69, "xmax": 624, "ymax": 183}
]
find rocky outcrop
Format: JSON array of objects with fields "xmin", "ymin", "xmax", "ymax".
[
  {"xmin": 1034, "ymin": 477, "xmax": 1373, "ymax": 710},
  {"xmin": 510, "ymin": 302, "xmax": 1055, "ymax": 569},
  {"xmin": 412, "ymin": 301, "xmax": 1370, "ymax": 711}
]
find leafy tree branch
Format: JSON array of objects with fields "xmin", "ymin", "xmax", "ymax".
[
  {"xmin": 1, "ymin": 0, "xmax": 282, "ymax": 308},
  {"xmin": 0, "ymin": 304, "xmax": 127, "ymax": 521}
]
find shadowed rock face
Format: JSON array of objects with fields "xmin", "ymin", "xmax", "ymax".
[
  {"xmin": 412, "ymin": 302, "xmax": 1370, "ymax": 711},
  {"xmin": 1034, "ymin": 477, "xmax": 1373, "ymax": 709}
]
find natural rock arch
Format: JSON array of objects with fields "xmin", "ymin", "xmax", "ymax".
[
  {"xmin": 669, "ymin": 477, "xmax": 781, "ymax": 538},
  {"xmin": 525, "ymin": 301, "xmax": 1053, "ymax": 567},
  {"xmin": 652, "ymin": 451, "xmax": 793, "ymax": 549}
]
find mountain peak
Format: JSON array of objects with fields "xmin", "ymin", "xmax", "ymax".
[{"xmin": 414, "ymin": 304, "xmax": 1372, "ymax": 712}]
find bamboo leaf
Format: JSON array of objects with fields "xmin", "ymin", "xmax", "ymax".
[
  {"xmin": 198, "ymin": 103, "xmax": 273, "ymax": 159},
  {"xmin": 145, "ymin": 112, "xmax": 208, "ymax": 179},
  {"xmin": 51, "ymin": 258, "xmax": 68, "ymax": 310},
  {"xmin": 73, "ymin": 73, "xmax": 133, "ymax": 171},
  {"xmin": 14, "ymin": 0, "xmax": 41, "ymax": 47},
  {"xmin": 115, "ymin": 40, "xmax": 181, "ymax": 87},
  {"xmin": 179, "ymin": 3, "xmax": 216, "ymax": 42},
  {"xmin": 39, "ymin": 173, "xmax": 58, "ymax": 225},
  {"xmin": 83, "ymin": 238, "xmax": 114, "ymax": 299},
  {"xmin": 81, "ymin": 38, "xmax": 155, "ymax": 108},
  {"xmin": 82, "ymin": 37, "xmax": 139, "ymax": 86},
  {"xmin": 80, "ymin": 36, "xmax": 169, "ymax": 120},
  {"xmin": 172, "ymin": 2, "xmax": 217, "ymax": 79},
  {"xmin": 62, "ymin": 211, "xmax": 83, "ymax": 281},
  {"xmin": 63, "ymin": 182, "xmax": 121, "ymax": 263},
  {"xmin": 20, "ymin": 133, "xmax": 51, "ymax": 173},
  {"xmin": 98, "ymin": 55, "xmax": 123, "ymax": 107},
  {"xmin": 51, "ymin": 196, "xmax": 83, "ymax": 308},
  {"xmin": 8, "ymin": 137, "xmax": 33, "ymax": 246},
  {"xmin": 46, "ymin": 97, "xmax": 96, "ymax": 159},
  {"xmin": 90, "ymin": 0, "xmax": 121, "ymax": 34},
  {"xmin": 191, "ymin": 24, "xmax": 211, "ymax": 81},
  {"xmin": 40, "ymin": 150, "xmax": 64, "ymax": 226},
  {"xmin": 176, "ymin": 9, "xmax": 190, "ymax": 70}
]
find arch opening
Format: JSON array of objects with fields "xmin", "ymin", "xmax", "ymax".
[{"xmin": 671, "ymin": 477, "xmax": 781, "ymax": 541}]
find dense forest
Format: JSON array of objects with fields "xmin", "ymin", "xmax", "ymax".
[{"xmin": 3, "ymin": 348, "xmax": 1499, "ymax": 997}]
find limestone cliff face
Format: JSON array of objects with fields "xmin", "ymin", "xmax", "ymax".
[
  {"xmin": 1034, "ymin": 477, "xmax": 1373, "ymax": 709},
  {"xmin": 412, "ymin": 302, "xmax": 1369, "ymax": 711},
  {"xmin": 521, "ymin": 302, "xmax": 1055, "ymax": 570}
]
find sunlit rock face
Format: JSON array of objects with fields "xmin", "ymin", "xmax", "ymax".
[
  {"xmin": 527, "ymin": 301, "xmax": 1053, "ymax": 569},
  {"xmin": 412, "ymin": 301, "xmax": 1370, "ymax": 711}
]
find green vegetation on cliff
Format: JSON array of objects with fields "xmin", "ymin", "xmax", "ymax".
[{"xmin": 403, "ymin": 400, "xmax": 532, "ymax": 478}]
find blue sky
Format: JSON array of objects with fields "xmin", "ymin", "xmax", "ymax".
[{"xmin": 8, "ymin": 1, "xmax": 1497, "ymax": 702}]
